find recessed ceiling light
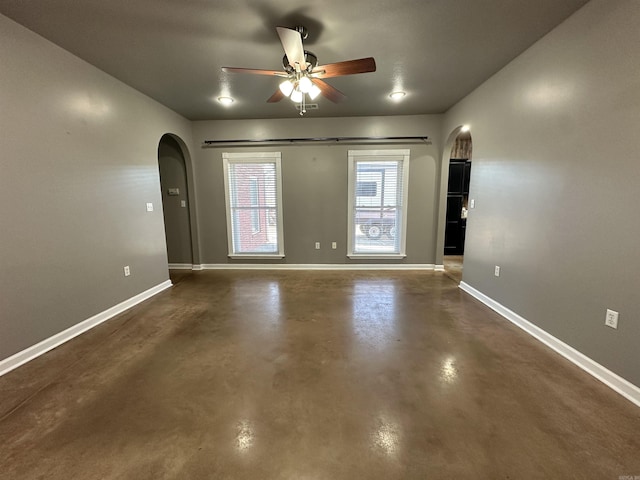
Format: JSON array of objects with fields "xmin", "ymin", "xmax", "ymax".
[
  {"xmin": 218, "ymin": 96, "xmax": 234, "ymax": 105},
  {"xmin": 389, "ymin": 91, "xmax": 406, "ymax": 101}
]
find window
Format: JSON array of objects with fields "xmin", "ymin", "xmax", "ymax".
[
  {"xmin": 223, "ymin": 152, "xmax": 284, "ymax": 258},
  {"xmin": 348, "ymin": 150, "xmax": 410, "ymax": 258}
]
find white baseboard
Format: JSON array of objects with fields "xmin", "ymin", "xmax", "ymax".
[
  {"xmin": 0, "ymin": 280, "xmax": 172, "ymax": 378},
  {"xmin": 459, "ymin": 281, "xmax": 640, "ymax": 408},
  {"xmin": 168, "ymin": 264, "xmax": 204, "ymax": 271},
  {"xmin": 168, "ymin": 263, "xmax": 194, "ymax": 270},
  {"xmin": 434, "ymin": 264, "xmax": 445, "ymax": 272},
  {"xmin": 199, "ymin": 263, "xmax": 436, "ymax": 271}
]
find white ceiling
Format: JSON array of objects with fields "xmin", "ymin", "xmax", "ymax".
[{"xmin": 0, "ymin": 0, "xmax": 589, "ymax": 121}]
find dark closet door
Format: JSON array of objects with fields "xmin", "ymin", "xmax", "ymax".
[{"xmin": 444, "ymin": 160, "xmax": 471, "ymax": 255}]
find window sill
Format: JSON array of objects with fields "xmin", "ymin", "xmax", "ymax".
[
  {"xmin": 347, "ymin": 254, "xmax": 407, "ymax": 260},
  {"xmin": 228, "ymin": 254, "xmax": 285, "ymax": 260}
]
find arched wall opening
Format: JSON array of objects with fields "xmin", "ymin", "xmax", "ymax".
[
  {"xmin": 157, "ymin": 133, "xmax": 200, "ymax": 268},
  {"xmin": 435, "ymin": 126, "xmax": 473, "ymax": 275}
]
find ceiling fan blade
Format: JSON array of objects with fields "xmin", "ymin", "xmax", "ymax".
[
  {"xmin": 312, "ymin": 57, "xmax": 376, "ymax": 78},
  {"xmin": 222, "ymin": 67, "xmax": 288, "ymax": 77},
  {"xmin": 267, "ymin": 89, "xmax": 286, "ymax": 103},
  {"xmin": 276, "ymin": 26, "xmax": 307, "ymax": 71},
  {"xmin": 313, "ymin": 79, "xmax": 346, "ymax": 103}
]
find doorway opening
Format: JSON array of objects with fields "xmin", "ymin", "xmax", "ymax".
[
  {"xmin": 158, "ymin": 134, "xmax": 193, "ymax": 269},
  {"xmin": 443, "ymin": 130, "xmax": 472, "ymax": 282}
]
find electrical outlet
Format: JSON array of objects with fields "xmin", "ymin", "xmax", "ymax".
[
  {"xmin": 315, "ymin": 242, "xmax": 320, "ymax": 250},
  {"xmin": 124, "ymin": 265, "xmax": 131, "ymax": 277},
  {"xmin": 180, "ymin": 200, "xmax": 186, "ymax": 208},
  {"xmin": 146, "ymin": 202, "xmax": 153, "ymax": 212},
  {"xmin": 605, "ymin": 309, "xmax": 619, "ymax": 329},
  {"xmin": 332, "ymin": 242, "xmax": 337, "ymax": 249},
  {"xmin": 494, "ymin": 265, "xmax": 500, "ymax": 277}
]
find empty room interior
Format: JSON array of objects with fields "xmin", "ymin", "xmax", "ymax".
[{"xmin": 1, "ymin": 0, "xmax": 640, "ymax": 478}]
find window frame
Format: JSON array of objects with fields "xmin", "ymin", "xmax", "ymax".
[
  {"xmin": 347, "ymin": 149, "xmax": 410, "ymax": 259},
  {"xmin": 222, "ymin": 152, "xmax": 285, "ymax": 259}
]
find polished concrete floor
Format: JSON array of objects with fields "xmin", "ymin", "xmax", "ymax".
[{"xmin": 1, "ymin": 270, "xmax": 639, "ymax": 479}]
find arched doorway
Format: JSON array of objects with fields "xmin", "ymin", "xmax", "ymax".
[
  {"xmin": 158, "ymin": 134, "xmax": 194, "ymax": 268},
  {"xmin": 437, "ymin": 127, "xmax": 473, "ymax": 282},
  {"xmin": 444, "ymin": 130, "xmax": 472, "ymax": 256}
]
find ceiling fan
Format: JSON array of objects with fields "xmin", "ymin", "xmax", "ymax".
[{"xmin": 222, "ymin": 26, "xmax": 376, "ymax": 115}]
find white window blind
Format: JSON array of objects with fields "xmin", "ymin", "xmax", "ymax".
[
  {"xmin": 223, "ymin": 152, "xmax": 284, "ymax": 257},
  {"xmin": 348, "ymin": 150, "xmax": 410, "ymax": 258}
]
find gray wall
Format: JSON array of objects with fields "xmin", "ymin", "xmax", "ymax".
[
  {"xmin": 191, "ymin": 115, "xmax": 443, "ymax": 265},
  {"xmin": 443, "ymin": 0, "xmax": 640, "ymax": 386},
  {"xmin": 0, "ymin": 14, "xmax": 193, "ymax": 361},
  {"xmin": 158, "ymin": 136, "xmax": 193, "ymax": 264}
]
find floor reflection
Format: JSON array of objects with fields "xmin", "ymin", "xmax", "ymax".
[
  {"xmin": 235, "ymin": 419, "xmax": 254, "ymax": 452},
  {"xmin": 371, "ymin": 414, "xmax": 400, "ymax": 456},
  {"xmin": 440, "ymin": 356, "xmax": 458, "ymax": 384},
  {"xmin": 352, "ymin": 280, "xmax": 398, "ymax": 349}
]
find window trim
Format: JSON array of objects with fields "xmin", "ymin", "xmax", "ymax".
[
  {"xmin": 347, "ymin": 149, "xmax": 410, "ymax": 259},
  {"xmin": 222, "ymin": 151, "xmax": 285, "ymax": 259}
]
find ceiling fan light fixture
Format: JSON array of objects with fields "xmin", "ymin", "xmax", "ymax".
[
  {"xmin": 389, "ymin": 91, "xmax": 406, "ymax": 101},
  {"xmin": 279, "ymin": 79, "xmax": 294, "ymax": 96},
  {"xmin": 298, "ymin": 75, "xmax": 313, "ymax": 93},
  {"xmin": 308, "ymin": 83, "xmax": 321, "ymax": 100},
  {"xmin": 290, "ymin": 89, "xmax": 303, "ymax": 103},
  {"xmin": 218, "ymin": 96, "xmax": 234, "ymax": 105}
]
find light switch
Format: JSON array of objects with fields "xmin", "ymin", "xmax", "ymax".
[
  {"xmin": 146, "ymin": 202, "xmax": 153, "ymax": 212},
  {"xmin": 470, "ymin": 199, "xmax": 475, "ymax": 209},
  {"xmin": 181, "ymin": 200, "xmax": 186, "ymax": 208},
  {"xmin": 605, "ymin": 309, "xmax": 619, "ymax": 329}
]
